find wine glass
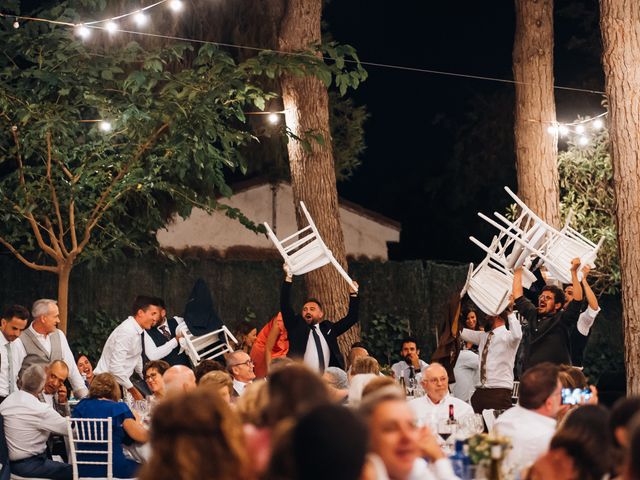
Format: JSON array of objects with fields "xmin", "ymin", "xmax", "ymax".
[{"xmin": 437, "ymin": 417, "xmax": 456, "ymax": 454}]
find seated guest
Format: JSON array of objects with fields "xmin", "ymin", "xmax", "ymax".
[
  {"xmin": 346, "ymin": 342, "xmax": 369, "ymax": 374},
  {"xmin": 72, "ymin": 373, "xmax": 148, "ymax": 478},
  {"xmin": 138, "ymin": 388, "xmax": 252, "ymax": 480},
  {"xmin": 76, "ymin": 353, "xmax": 94, "ymax": 387},
  {"xmin": 162, "ymin": 365, "xmax": 196, "ymax": 396},
  {"xmin": 143, "ymin": 360, "xmax": 170, "ymax": 403},
  {"xmin": 350, "ymin": 356, "xmax": 381, "ymax": 377},
  {"xmin": 0, "ymin": 364, "xmax": 71, "ymax": 480},
  {"xmin": 493, "ymin": 362, "xmax": 561, "ymax": 473},
  {"xmin": 194, "ymin": 359, "xmax": 224, "ymax": 384},
  {"xmin": 234, "ymin": 320, "xmax": 258, "ymax": 354},
  {"xmin": 41, "ymin": 360, "xmax": 71, "ymax": 417},
  {"xmin": 0, "ymin": 304, "xmax": 29, "ymax": 402},
  {"xmin": 359, "ymin": 386, "xmax": 457, "ymax": 480},
  {"xmin": 199, "ymin": 371, "xmax": 234, "ymax": 404},
  {"xmin": 610, "ymin": 396, "xmax": 640, "ymax": 477},
  {"xmin": 408, "ymin": 363, "xmax": 473, "ymax": 424},
  {"xmin": 391, "ymin": 337, "xmax": 429, "ymax": 384},
  {"xmin": 250, "ymin": 312, "xmax": 289, "ymax": 379},
  {"xmin": 322, "ymin": 367, "xmax": 349, "ymax": 403},
  {"xmin": 348, "ymin": 373, "xmax": 378, "ymax": 407},
  {"xmin": 95, "ymin": 295, "xmax": 163, "ymax": 400},
  {"xmin": 625, "ymin": 413, "xmax": 640, "ymax": 480},
  {"xmin": 16, "ymin": 299, "xmax": 88, "ymax": 399},
  {"xmin": 227, "ymin": 350, "xmax": 256, "ymax": 398},
  {"xmin": 362, "ymin": 376, "xmax": 400, "ymax": 399}
]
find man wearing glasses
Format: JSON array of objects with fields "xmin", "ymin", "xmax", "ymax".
[
  {"xmin": 226, "ymin": 350, "xmax": 255, "ymax": 398},
  {"xmin": 513, "ymin": 258, "xmax": 583, "ymax": 370}
]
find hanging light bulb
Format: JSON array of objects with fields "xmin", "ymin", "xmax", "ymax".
[
  {"xmin": 12, "ymin": 19, "xmax": 20, "ymax": 29},
  {"xmin": 547, "ymin": 124, "xmax": 559, "ymax": 135},
  {"xmin": 105, "ymin": 21, "xmax": 118, "ymax": 34},
  {"xmin": 99, "ymin": 121, "xmax": 112, "ymax": 132},
  {"xmin": 133, "ymin": 11, "xmax": 148, "ymax": 27},
  {"xmin": 578, "ymin": 136, "xmax": 589, "ymax": 146},
  {"xmin": 267, "ymin": 113, "xmax": 280, "ymax": 124},
  {"xmin": 75, "ymin": 24, "xmax": 91, "ymax": 39},
  {"xmin": 169, "ymin": 0, "xmax": 184, "ymax": 12},
  {"xmin": 558, "ymin": 125, "xmax": 569, "ymax": 136},
  {"xmin": 592, "ymin": 118, "xmax": 604, "ymax": 130},
  {"xmin": 575, "ymin": 125, "xmax": 585, "ymax": 134}
]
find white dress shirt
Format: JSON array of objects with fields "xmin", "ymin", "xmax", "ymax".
[
  {"xmin": 368, "ymin": 453, "xmax": 459, "ymax": 480},
  {"xmin": 460, "ymin": 313, "xmax": 522, "ymax": 389},
  {"xmin": 391, "ymin": 359, "xmax": 429, "ymax": 384},
  {"xmin": 303, "ymin": 324, "xmax": 330, "ymax": 371},
  {"xmin": 233, "ymin": 379, "xmax": 250, "ymax": 396},
  {"xmin": 408, "ymin": 393, "xmax": 474, "ymax": 425},
  {"xmin": 95, "ymin": 316, "xmax": 144, "ymax": 390},
  {"xmin": 577, "ymin": 306, "xmax": 600, "ymax": 336},
  {"xmin": 493, "ymin": 405, "xmax": 556, "ymax": 471},
  {"xmin": 0, "ymin": 334, "xmax": 23, "ymax": 397},
  {"xmin": 452, "ymin": 349, "xmax": 479, "ymax": 403},
  {"xmin": 0, "ymin": 390, "xmax": 68, "ymax": 461},
  {"xmin": 15, "ymin": 325, "xmax": 89, "ymax": 398}
]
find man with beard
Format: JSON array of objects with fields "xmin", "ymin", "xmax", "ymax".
[
  {"xmin": 460, "ymin": 305, "xmax": 522, "ymax": 413},
  {"xmin": 513, "ymin": 258, "xmax": 583, "ymax": 370},
  {"xmin": 280, "ymin": 264, "xmax": 359, "ymax": 372}
]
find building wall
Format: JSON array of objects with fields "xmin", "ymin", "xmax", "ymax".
[{"xmin": 156, "ymin": 183, "xmax": 400, "ymax": 260}]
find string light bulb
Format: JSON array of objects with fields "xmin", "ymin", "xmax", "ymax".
[
  {"xmin": 547, "ymin": 125, "xmax": 558, "ymax": 135},
  {"xmin": 169, "ymin": 0, "xmax": 184, "ymax": 12},
  {"xmin": 558, "ymin": 125, "xmax": 569, "ymax": 137},
  {"xmin": 267, "ymin": 113, "xmax": 280, "ymax": 124},
  {"xmin": 105, "ymin": 21, "xmax": 118, "ymax": 34},
  {"xmin": 98, "ymin": 121, "xmax": 112, "ymax": 132},
  {"xmin": 75, "ymin": 24, "xmax": 91, "ymax": 39},
  {"xmin": 578, "ymin": 136, "xmax": 589, "ymax": 146},
  {"xmin": 575, "ymin": 125, "xmax": 585, "ymax": 134},
  {"xmin": 133, "ymin": 11, "xmax": 148, "ymax": 27},
  {"xmin": 12, "ymin": 19, "xmax": 19, "ymax": 29},
  {"xmin": 592, "ymin": 118, "xmax": 604, "ymax": 130}
]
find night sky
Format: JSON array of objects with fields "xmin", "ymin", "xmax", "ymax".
[{"xmin": 324, "ymin": 1, "xmax": 604, "ymax": 263}]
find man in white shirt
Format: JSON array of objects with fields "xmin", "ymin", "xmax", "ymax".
[
  {"xmin": 493, "ymin": 362, "xmax": 562, "ymax": 473},
  {"xmin": 227, "ymin": 350, "xmax": 256, "ymax": 398},
  {"xmin": 451, "ymin": 347, "xmax": 479, "ymax": 403},
  {"xmin": 391, "ymin": 337, "xmax": 429, "ymax": 385},
  {"xmin": 0, "ymin": 364, "xmax": 71, "ymax": 479},
  {"xmin": 461, "ymin": 308, "xmax": 522, "ymax": 413},
  {"xmin": 0, "ymin": 305, "xmax": 29, "ymax": 402},
  {"xmin": 408, "ymin": 362, "xmax": 473, "ymax": 425},
  {"xmin": 15, "ymin": 299, "xmax": 88, "ymax": 399},
  {"xmin": 94, "ymin": 295, "xmax": 162, "ymax": 400}
]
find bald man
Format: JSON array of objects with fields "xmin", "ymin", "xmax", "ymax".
[{"xmin": 162, "ymin": 365, "xmax": 196, "ymax": 397}]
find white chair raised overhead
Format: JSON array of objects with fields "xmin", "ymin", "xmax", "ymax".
[
  {"xmin": 463, "ymin": 254, "xmax": 513, "ymax": 317},
  {"xmin": 66, "ymin": 417, "xmax": 121, "ymax": 480},
  {"xmin": 264, "ymin": 201, "xmax": 358, "ymax": 292},
  {"xmin": 176, "ymin": 324, "xmax": 238, "ymax": 367},
  {"xmin": 476, "ymin": 186, "xmax": 604, "ymax": 285}
]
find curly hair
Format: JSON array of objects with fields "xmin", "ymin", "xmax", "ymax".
[
  {"xmin": 138, "ymin": 388, "xmax": 251, "ymax": 480},
  {"xmin": 88, "ymin": 373, "xmax": 121, "ymax": 401}
]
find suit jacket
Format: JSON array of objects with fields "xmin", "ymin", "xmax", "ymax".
[{"xmin": 280, "ymin": 281, "xmax": 359, "ymax": 370}]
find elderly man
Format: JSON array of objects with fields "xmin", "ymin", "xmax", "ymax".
[
  {"xmin": 40, "ymin": 360, "xmax": 70, "ymax": 417},
  {"xmin": 0, "ymin": 364, "xmax": 71, "ymax": 479},
  {"xmin": 281, "ymin": 264, "xmax": 359, "ymax": 372},
  {"xmin": 408, "ymin": 362, "xmax": 473, "ymax": 425},
  {"xmin": 493, "ymin": 362, "xmax": 562, "ymax": 472},
  {"xmin": 0, "ymin": 305, "xmax": 29, "ymax": 403},
  {"xmin": 162, "ymin": 365, "xmax": 196, "ymax": 396},
  {"xmin": 227, "ymin": 350, "xmax": 256, "ymax": 397},
  {"xmin": 16, "ymin": 299, "xmax": 88, "ymax": 399},
  {"xmin": 95, "ymin": 295, "xmax": 163, "ymax": 400}
]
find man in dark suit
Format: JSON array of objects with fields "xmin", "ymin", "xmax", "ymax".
[
  {"xmin": 513, "ymin": 258, "xmax": 583, "ymax": 370},
  {"xmin": 142, "ymin": 299, "xmax": 190, "ymax": 367},
  {"xmin": 280, "ymin": 264, "xmax": 359, "ymax": 372}
]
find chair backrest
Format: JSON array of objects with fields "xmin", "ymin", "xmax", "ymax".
[
  {"xmin": 467, "ymin": 258, "xmax": 513, "ymax": 315},
  {"xmin": 179, "ymin": 325, "xmax": 238, "ymax": 367},
  {"xmin": 511, "ymin": 381, "xmax": 520, "ymax": 405},
  {"xmin": 482, "ymin": 409, "xmax": 497, "ymax": 433},
  {"xmin": 67, "ymin": 417, "xmax": 112, "ymax": 480}
]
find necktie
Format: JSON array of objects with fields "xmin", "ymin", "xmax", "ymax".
[
  {"xmin": 6, "ymin": 342, "xmax": 14, "ymax": 394},
  {"xmin": 480, "ymin": 331, "xmax": 494, "ymax": 386},
  {"xmin": 158, "ymin": 325, "xmax": 172, "ymax": 340},
  {"xmin": 310, "ymin": 325, "xmax": 326, "ymax": 373}
]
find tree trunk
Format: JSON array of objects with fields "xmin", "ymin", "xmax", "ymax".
[
  {"xmin": 600, "ymin": 0, "xmax": 640, "ymax": 395},
  {"xmin": 57, "ymin": 262, "xmax": 72, "ymax": 334},
  {"xmin": 512, "ymin": 0, "xmax": 560, "ymax": 227},
  {"xmin": 276, "ymin": 0, "xmax": 359, "ymax": 354}
]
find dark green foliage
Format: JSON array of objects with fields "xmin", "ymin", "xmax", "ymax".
[
  {"xmin": 69, "ymin": 309, "xmax": 119, "ymax": 363},
  {"xmin": 361, "ymin": 313, "xmax": 411, "ymax": 367}
]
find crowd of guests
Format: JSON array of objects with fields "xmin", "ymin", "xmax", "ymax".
[{"xmin": 0, "ymin": 260, "xmax": 639, "ymax": 479}]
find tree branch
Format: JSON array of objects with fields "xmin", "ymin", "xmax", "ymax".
[
  {"xmin": 0, "ymin": 235, "xmax": 59, "ymax": 273},
  {"xmin": 79, "ymin": 122, "xmax": 169, "ymax": 251},
  {"xmin": 69, "ymin": 199, "xmax": 78, "ymax": 250},
  {"xmin": 46, "ymin": 132, "xmax": 69, "ymax": 256}
]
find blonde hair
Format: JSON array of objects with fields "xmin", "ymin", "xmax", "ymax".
[
  {"xmin": 199, "ymin": 371, "xmax": 233, "ymax": 394},
  {"xmin": 351, "ymin": 356, "xmax": 380, "ymax": 376},
  {"xmin": 235, "ymin": 380, "xmax": 269, "ymax": 426}
]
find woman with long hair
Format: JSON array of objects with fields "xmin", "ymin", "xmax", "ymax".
[{"xmin": 139, "ymin": 388, "xmax": 251, "ymax": 480}]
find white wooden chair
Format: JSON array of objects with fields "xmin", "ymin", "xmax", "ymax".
[
  {"xmin": 66, "ymin": 417, "xmax": 116, "ymax": 480},
  {"xmin": 511, "ymin": 380, "xmax": 520, "ymax": 405},
  {"xmin": 264, "ymin": 201, "xmax": 358, "ymax": 293},
  {"xmin": 176, "ymin": 323, "xmax": 238, "ymax": 367},
  {"xmin": 464, "ymin": 256, "xmax": 513, "ymax": 316}
]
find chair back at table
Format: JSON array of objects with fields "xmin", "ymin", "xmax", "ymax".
[{"xmin": 66, "ymin": 417, "xmax": 113, "ymax": 480}]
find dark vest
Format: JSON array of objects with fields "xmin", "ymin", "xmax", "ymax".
[
  {"xmin": 19, "ymin": 329, "xmax": 63, "ymax": 379},
  {"xmin": 142, "ymin": 317, "xmax": 190, "ymax": 366}
]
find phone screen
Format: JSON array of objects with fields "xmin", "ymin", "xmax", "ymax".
[{"xmin": 561, "ymin": 388, "xmax": 592, "ymax": 405}]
